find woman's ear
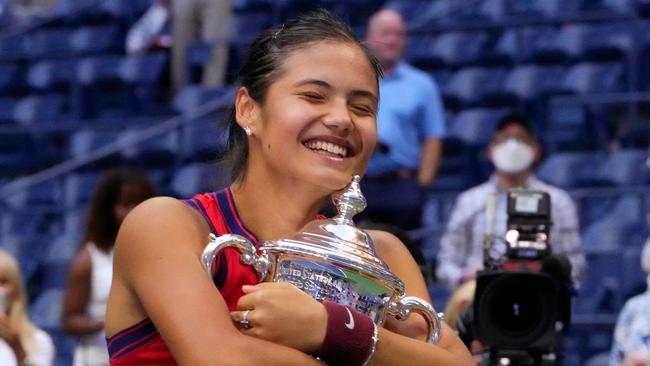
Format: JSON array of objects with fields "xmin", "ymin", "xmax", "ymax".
[{"xmin": 235, "ymin": 87, "xmax": 260, "ymax": 130}]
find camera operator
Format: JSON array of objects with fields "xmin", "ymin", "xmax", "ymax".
[{"xmin": 436, "ymin": 112, "xmax": 586, "ymax": 291}]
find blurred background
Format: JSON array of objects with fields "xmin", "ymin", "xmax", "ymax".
[{"xmin": 0, "ymin": 0, "xmax": 648, "ymax": 365}]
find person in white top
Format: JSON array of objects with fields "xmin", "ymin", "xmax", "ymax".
[
  {"xmin": 62, "ymin": 169, "xmax": 157, "ymax": 366},
  {"xmin": 0, "ymin": 250, "xmax": 55, "ymax": 366}
]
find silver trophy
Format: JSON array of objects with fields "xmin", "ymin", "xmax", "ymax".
[{"xmin": 202, "ymin": 175, "xmax": 443, "ymax": 343}]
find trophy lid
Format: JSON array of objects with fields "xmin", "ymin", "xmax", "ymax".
[{"xmin": 261, "ymin": 175, "xmax": 405, "ymax": 294}]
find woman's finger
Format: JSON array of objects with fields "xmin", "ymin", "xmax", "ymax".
[{"xmin": 230, "ymin": 309, "xmax": 254, "ymax": 329}]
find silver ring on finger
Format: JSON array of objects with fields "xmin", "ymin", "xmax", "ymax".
[{"xmin": 239, "ymin": 309, "xmax": 252, "ymax": 329}]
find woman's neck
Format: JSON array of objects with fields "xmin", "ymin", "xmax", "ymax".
[{"xmin": 229, "ymin": 175, "xmax": 327, "ymax": 241}]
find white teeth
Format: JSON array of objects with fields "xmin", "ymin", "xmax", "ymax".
[{"xmin": 306, "ymin": 140, "xmax": 348, "ymax": 157}]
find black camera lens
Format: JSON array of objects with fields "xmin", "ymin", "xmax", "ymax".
[{"xmin": 474, "ymin": 271, "xmax": 558, "ymax": 350}]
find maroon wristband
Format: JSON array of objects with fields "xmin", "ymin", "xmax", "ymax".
[{"xmin": 316, "ymin": 301, "xmax": 376, "ymax": 366}]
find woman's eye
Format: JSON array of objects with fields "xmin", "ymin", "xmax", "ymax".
[
  {"xmin": 352, "ymin": 105, "xmax": 375, "ymax": 116},
  {"xmin": 301, "ymin": 92, "xmax": 324, "ymax": 101}
]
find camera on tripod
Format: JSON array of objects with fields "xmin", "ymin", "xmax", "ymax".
[{"xmin": 472, "ymin": 189, "xmax": 572, "ymax": 366}]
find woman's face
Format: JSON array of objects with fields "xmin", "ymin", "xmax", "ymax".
[{"xmin": 242, "ymin": 41, "xmax": 379, "ymax": 192}]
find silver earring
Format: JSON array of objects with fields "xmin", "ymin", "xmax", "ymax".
[{"xmin": 244, "ymin": 126, "xmax": 252, "ymax": 136}]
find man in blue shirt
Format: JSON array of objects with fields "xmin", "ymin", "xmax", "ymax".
[{"xmin": 361, "ymin": 9, "xmax": 445, "ymax": 230}]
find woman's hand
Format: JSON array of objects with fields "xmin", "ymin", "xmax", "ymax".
[
  {"xmin": 231, "ymin": 282, "xmax": 327, "ymax": 354},
  {"xmin": 0, "ymin": 315, "xmax": 20, "ymax": 347},
  {"xmin": 0, "ymin": 315, "xmax": 26, "ymax": 361}
]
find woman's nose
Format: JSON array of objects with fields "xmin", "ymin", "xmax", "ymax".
[{"xmin": 322, "ymin": 100, "xmax": 353, "ymax": 133}]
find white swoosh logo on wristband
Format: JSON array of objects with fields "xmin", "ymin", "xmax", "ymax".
[{"xmin": 344, "ymin": 307, "xmax": 355, "ymax": 330}]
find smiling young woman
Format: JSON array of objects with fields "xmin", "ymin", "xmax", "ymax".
[{"xmin": 104, "ymin": 9, "xmax": 472, "ymax": 366}]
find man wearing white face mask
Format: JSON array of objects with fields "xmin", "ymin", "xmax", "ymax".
[{"xmin": 436, "ymin": 113, "xmax": 586, "ymax": 290}]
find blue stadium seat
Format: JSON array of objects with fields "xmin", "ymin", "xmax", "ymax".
[
  {"xmin": 443, "ymin": 68, "xmax": 507, "ymax": 109},
  {"xmin": 172, "ymin": 85, "xmax": 234, "ymax": 116},
  {"xmin": 63, "ymin": 172, "xmax": 101, "ymax": 207},
  {"xmin": 4, "ymin": 179, "xmax": 63, "ymax": 209},
  {"xmin": 529, "ymin": 24, "xmax": 590, "ymax": 63},
  {"xmin": 30, "ymin": 288, "xmax": 65, "ymax": 330},
  {"xmin": 74, "ymin": 55, "xmax": 123, "ymax": 118},
  {"xmin": 584, "ymin": 22, "xmax": 635, "ymax": 61},
  {"xmin": 67, "ymin": 129, "xmax": 123, "ymax": 168},
  {"xmin": 502, "ymin": 65, "xmax": 567, "ymax": 102},
  {"xmin": 560, "ymin": 62, "xmax": 624, "ymax": 94},
  {"xmin": 447, "ymin": 108, "xmax": 509, "ymax": 146},
  {"xmin": 171, "ymin": 162, "xmax": 230, "ymax": 198},
  {"xmin": 582, "ymin": 351, "xmax": 611, "ymax": 366},
  {"xmin": 594, "ymin": 149, "xmax": 648, "ymax": 186},
  {"xmin": 76, "ymin": 55, "xmax": 122, "ymax": 85},
  {"xmin": 621, "ymin": 244, "xmax": 647, "ymax": 298},
  {"xmin": 27, "ymin": 59, "xmax": 77, "ymax": 91},
  {"xmin": 0, "ymin": 64, "xmax": 23, "ymax": 93},
  {"xmin": 120, "ymin": 129, "xmax": 179, "ymax": 167},
  {"xmin": 12, "ymin": 94, "xmax": 66, "ymax": 126},
  {"xmin": 428, "ymin": 32, "xmax": 489, "ymax": 68},
  {"xmin": 180, "ymin": 118, "xmax": 228, "ymax": 163},
  {"xmin": 24, "ymin": 28, "xmax": 74, "ymax": 59},
  {"xmin": 70, "ymin": 24, "xmax": 122, "ymax": 55},
  {"xmin": 119, "ymin": 52, "xmax": 167, "ymax": 113},
  {"xmin": 537, "ymin": 152, "xmax": 605, "ymax": 188},
  {"xmin": 0, "ymin": 33, "xmax": 28, "ymax": 61},
  {"xmin": 0, "ymin": 97, "xmax": 17, "ymax": 124},
  {"xmin": 543, "ymin": 100, "xmax": 605, "ymax": 152},
  {"xmin": 574, "ymin": 249, "xmax": 624, "ymax": 313}
]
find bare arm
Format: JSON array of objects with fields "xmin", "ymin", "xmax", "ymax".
[
  {"xmin": 62, "ymin": 247, "xmax": 104, "ymax": 336},
  {"xmin": 108, "ymin": 197, "xmax": 322, "ymax": 366},
  {"xmin": 369, "ymin": 229, "xmax": 474, "ymax": 366},
  {"xmin": 417, "ymin": 138, "xmax": 442, "ymax": 188}
]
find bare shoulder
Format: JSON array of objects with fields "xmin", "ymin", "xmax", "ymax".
[
  {"xmin": 366, "ymin": 229, "xmax": 413, "ymax": 267},
  {"xmin": 115, "ymin": 196, "xmax": 209, "ymax": 261}
]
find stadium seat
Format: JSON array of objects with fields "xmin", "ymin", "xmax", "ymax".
[
  {"xmin": 172, "ymin": 85, "xmax": 234, "ymax": 116},
  {"xmin": 118, "ymin": 52, "xmax": 167, "ymax": 113},
  {"xmin": 584, "ymin": 22, "xmax": 635, "ymax": 61},
  {"xmin": 621, "ymin": 244, "xmax": 648, "ymax": 298},
  {"xmin": 560, "ymin": 62, "xmax": 624, "ymax": 94},
  {"xmin": 68, "ymin": 128, "xmax": 120, "ymax": 159},
  {"xmin": 63, "ymin": 172, "xmax": 101, "ymax": 207},
  {"xmin": 574, "ymin": 249, "xmax": 624, "ymax": 313},
  {"xmin": 70, "ymin": 24, "xmax": 121, "ymax": 55},
  {"xmin": 537, "ymin": 152, "xmax": 605, "ymax": 188},
  {"xmin": 74, "ymin": 55, "xmax": 123, "ymax": 117},
  {"xmin": 0, "ymin": 64, "xmax": 23, "ymax": 93},
  {"xmin": 593, "ymin": 149, "xmax": 648, "ymax": 186},
  {"xmin": 0, "ymin": 98, "xmax": 18, "ymax": 124},
  {"xmin": 30, "ymin": 288, "xmax": 65, "ymax": 330},
  {"xmin": 443, "ymin": 68, "xmax": 507, "ymax": 109},
  {"xmin": 12, "ymin": 94, "xmax": 66, "ymax": 126},
  {"xmin": 448, "ymin": 108, "xmax": 512, "ymax": 147},
  {"xmin": 0, "ymin": 33, "xmax": 28, "ymax": 62},
  {"xmin": 120, "ymin": 128, "xmax": 179, "ymax": 168},
  {"xmin": 543, "ymin": 101, "xmax": 604, "ymax": 152},
  {"xmin": 170, "ymin": 162, "xmax": 230, "ymax": 198},
  {"xmin": 4, "ymin": 178, "xmax": 63, "ymax": 209},
  {"xmin": 530, "ymin": 24, "xmax": 590, "ymax": 62},
  {"xmin": 501, "ymin": 65, "xmax": 567, "ymax": 102},
  {"xmin": 582, "ymin": 351, "xmax": 611, "ymax": 366},
  {"xmin": 179, "ymin": 118, "xmax": 229, "ymax": 163},
  {"xmin": 24, "ymin": 28, "xmax": 74, "ymax": 59},
  {"xmin": 428, "ymin": 32, "xmax": 489, "ymax": 68},
  {"xmin": 27, "ymin": 59, "xmax": 77, "ymax": 91}
]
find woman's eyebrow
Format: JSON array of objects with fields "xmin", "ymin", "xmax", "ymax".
[
  {"xmin": 293, "ymin": 79, "xmax": 377, "ymax": 103},
  {"xmin": 293, "ymin": 79, "xmax": 332, "ymax": 89}
]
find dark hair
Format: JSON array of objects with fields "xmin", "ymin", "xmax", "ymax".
[
  {"xmin": 223, "ymin": 9, "xmax": 383, "ymax": 182},
  {"xmin": 83, "ymin": 168, "xmax": 157, "ymax": 252},
  {"xmin": 494, "ymin": 112, "xmax": 536, "ymax": 140}
]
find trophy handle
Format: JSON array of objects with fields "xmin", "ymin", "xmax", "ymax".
[
  {"xmin": 202, "ymin": 233, "xmax": 270, "ymax": 281},
  {"xmin": 387, "ymin": 296, "xmax": 444, "ymax": 344}
]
